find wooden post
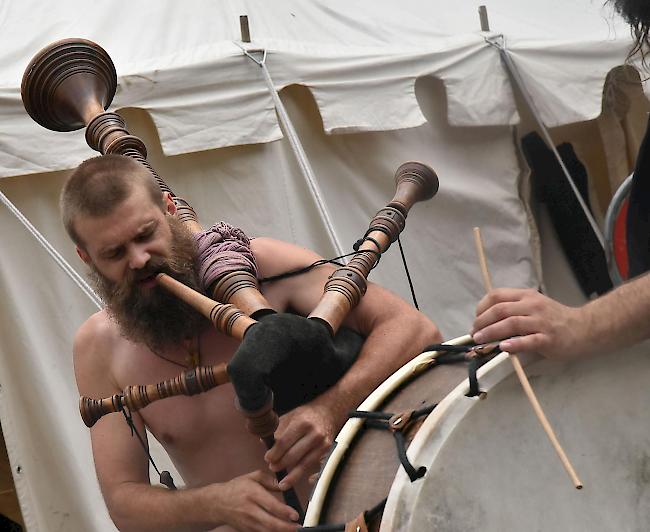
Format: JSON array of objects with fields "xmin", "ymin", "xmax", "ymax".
[
  {"xmin": 240, "ymin": 15, "xmax": 251, "ymax": 42},
  {"xmin": 478, "ymin": 6, "xmax": 490, "ymax": 32}
]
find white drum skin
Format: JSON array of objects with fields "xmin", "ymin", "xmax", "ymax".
[{"xmin": 382, "ymin": 344, "xmax": 650, "ymax": 531}]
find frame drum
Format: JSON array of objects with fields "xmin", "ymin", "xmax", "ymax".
[
  {"xmin": 305, "ymin": 335, "xmax": 482, "ymax": 529},
  {"xmin": 382, "ymin": 343, "xmax": 650, "ymax": 531}
]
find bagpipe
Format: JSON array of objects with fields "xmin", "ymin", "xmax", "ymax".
[{"xmin": 22, "ymin": 38, "xmax": 439, "ymax": 518}]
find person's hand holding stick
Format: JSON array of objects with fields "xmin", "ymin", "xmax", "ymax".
[{"xmin": 473, "ymin": 227, "xmax": 583, "ymax": 490}]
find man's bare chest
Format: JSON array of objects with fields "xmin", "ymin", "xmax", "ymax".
[{"xmin": 109, "ymin": 331, "xmax": 263, "ymax": 472}]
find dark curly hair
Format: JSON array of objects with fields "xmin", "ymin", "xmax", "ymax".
[{"xmin": 611, "ymin": 0, "xmax": 650, "ymax": 61}]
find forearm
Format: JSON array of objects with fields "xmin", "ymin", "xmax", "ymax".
[
  {"xmin": 315, "ymin": 312, "xmax": 440, "ymax": 427},
  {"xmin": 106, "ymin": 481, "xmax": 222, "ymax": 532},
  {"xmin": 579, "ymin": 272, "xmax": 650, "ymax": 354}
]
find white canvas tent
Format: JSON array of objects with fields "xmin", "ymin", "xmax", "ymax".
[{"xmin": 0, "ymin": 1, "xmax": 646, "ymax": 530}]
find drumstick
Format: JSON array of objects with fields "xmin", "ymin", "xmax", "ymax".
[{"xmin": 472, "ymin": 227, "xmax": 583, "ymax": 490}]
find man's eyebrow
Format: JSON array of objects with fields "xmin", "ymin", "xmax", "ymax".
[
  {"xmin": 98, "ymin": 220, "xmax": 158, "ymax": 255},
  {"xmin": 99, "ymin": 243, "xmax": 123, "ymax": 257},
  {"xmin": 137, "ymin": 220, "xmax": 157, "ymax": 234}
]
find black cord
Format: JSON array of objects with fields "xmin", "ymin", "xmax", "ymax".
[
  {"xmin": 259, "ymin": 254, "xmax": 355, "ymax": 284},
  {"xmin": 120, "ymin": 407, "xmax": 176, "ymax": 490},
  {"xmin": 397, "ymin": 235, "xmax": 419, "ymax": 310}
]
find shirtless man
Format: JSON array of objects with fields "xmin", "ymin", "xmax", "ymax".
[{"xmin": 65, "ymin": 155, "xmax": 441, "ymax": 531}]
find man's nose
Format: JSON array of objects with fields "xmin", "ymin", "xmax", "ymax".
[{"xmin": 128, "ymin": 245, "xmax": 151, "ymax": 270}]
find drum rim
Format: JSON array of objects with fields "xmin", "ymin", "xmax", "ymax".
[
  {"xmin": 381, "ymin": 351, "xmax": 538, "ymax": 531},
  {"xmin": 304, "ymin": 333, "xmax": 474, "ymax": 526}
]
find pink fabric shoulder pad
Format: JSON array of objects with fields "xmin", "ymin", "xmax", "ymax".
[{"xmin": 194, "ymin": 222, "xmax": 257, "ymax": 292}]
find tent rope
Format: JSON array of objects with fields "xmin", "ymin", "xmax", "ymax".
[
  {"xmin": 485, "ymin": 34, "xmax": 606, "ymax": 251},
  {"xmin": 0, "ymin": 189, "xmax": 102, "ymax": 309},
  {"xmin": 234, "ymin": 40, "xmax": 346, "ymax": 259}
]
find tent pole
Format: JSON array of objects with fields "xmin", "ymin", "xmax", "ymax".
[
  {"xmin": 235, "ymin": 42, "xmax": 346, "ymax": 259},
  {"xmin": 491, "ymin": 38, "xmax": 606, "ymax": 252}
]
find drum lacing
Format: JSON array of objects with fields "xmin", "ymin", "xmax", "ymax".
[
  {"xmin": 348, "ymin": 343, "xmax": 497, "ymax": 484},
  {"xmin": 350, "ymin": 404, "xmax": 434, "ymax": 482},
  {"xmin": 424, "ymin": 343, "xmax": 498, "ymax": 397}
]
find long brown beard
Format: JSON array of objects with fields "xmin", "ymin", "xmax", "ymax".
[{"xmin": 89, "ymin": 216, "xmax": 206, "ymax": 352}]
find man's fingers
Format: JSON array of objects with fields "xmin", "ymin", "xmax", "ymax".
[
  {"xmin": 225, "ymin": 472, "xmax": 301, "ymax": 532},
  {"xmin": 278, "ymin": 447, "xmax": 326, "ymax": 490},
  {"xmin": 265, "ymin": 424, "xmax": 305, "ymax": 465},
  {"xmin": 255, "ymin": 491, "xmax": 301, "ymax": 523},
  {"xmin": 268, "ymin": 431, "xmax": 318, "ymax": 472},
  {"xmin": 501, "ymin": 333, "xmax": 548, "ymax": 355},
  {"xmin": 474, "ymin": 314, "xmax": 542, "ymax": 345},
  {"xmin": 473, "ymin": 301, "xmax": 535, "ymax": 341},
  {"xmin": 475, "ymin": 288, "xmax": 530, "ymax": 316},
  {"xmin": 253, "ymin": 471, "xmax": 282, "ymax": 492},
  {"xmin": 247, "ymin": 475, "xmax": 301, "ymax": 528},
  {"xmin": 248, "ymin": 505, "xmax": 299, "ymax": 532}
]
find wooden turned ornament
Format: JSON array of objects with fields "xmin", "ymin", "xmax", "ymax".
[
  {"xmin": 22, "ymin": 38, "xmax": 116, "ymax": 131},
  {"xmin": 79, "ymin": 394, "xmax": 123, "ymax": 428},
  {"xmin": 211, "ymin": 271, "xmax": 276, "ymax": 319},
  {"xmin": 238, "ymin": 394, "xmax": 280, "ymax": 445},
  {"xmin": 309, "ymin": 162, "xmax": 439, "ymax": 335}
]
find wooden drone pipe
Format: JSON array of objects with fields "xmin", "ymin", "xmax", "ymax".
[
  {"xmin": 308, "ymin": 162, "xmax": 439, "ymax": 335},
  {"xmin": 80, "ymin": 363, "xmax": 230, "ymax": 427},
  {"xmin": 155, "ymin": 273, "xmax": 257, "ymax": 340},
  {"xmin": 21, "ymin": 38, "xmax": 272, "ymax": 319}
]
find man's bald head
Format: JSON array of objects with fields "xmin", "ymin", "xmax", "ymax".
[{"xmin": 61, "ymin": 154, "xmax": 164, "ymax": 248}]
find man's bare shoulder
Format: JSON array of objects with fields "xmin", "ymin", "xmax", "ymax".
[
  {"xmin": 250, "ymin": 237, "xmax": 323, "ymax": 278},
  {"xmin": 251, "ymin": 237, "xmax": 337, "ymax": 315},
  {"xmin": 73, "ymin": 310, "xmax": 122, "ymax": 396}
]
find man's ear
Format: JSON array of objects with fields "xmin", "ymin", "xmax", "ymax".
[
  {"xmin": 76, "ymin": 246, "xmax": 91, "ymax": 264},
  {"xmin": 163, "ymin": 192, "xmax": 177, "ymax": 215}
]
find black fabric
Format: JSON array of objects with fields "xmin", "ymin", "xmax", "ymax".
[
  {"xmin": 228, "ymin": 314, "xmax": 364, "ymax": 413},
  {"xmin": 627, "ymin": 116, "xmax": 650, "ymax": 277},
  {"xmin": 522, "ymin": 132, "xmax": 612, "ymax": 297},
  {"xmin": 0, "ymin": 515, "xmax": 22, "ymax": 532}
]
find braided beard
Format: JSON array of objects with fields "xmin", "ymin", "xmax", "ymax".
[{"xmin": 89, "ymin": 216, "xmax": 206, "ymax": 352}]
